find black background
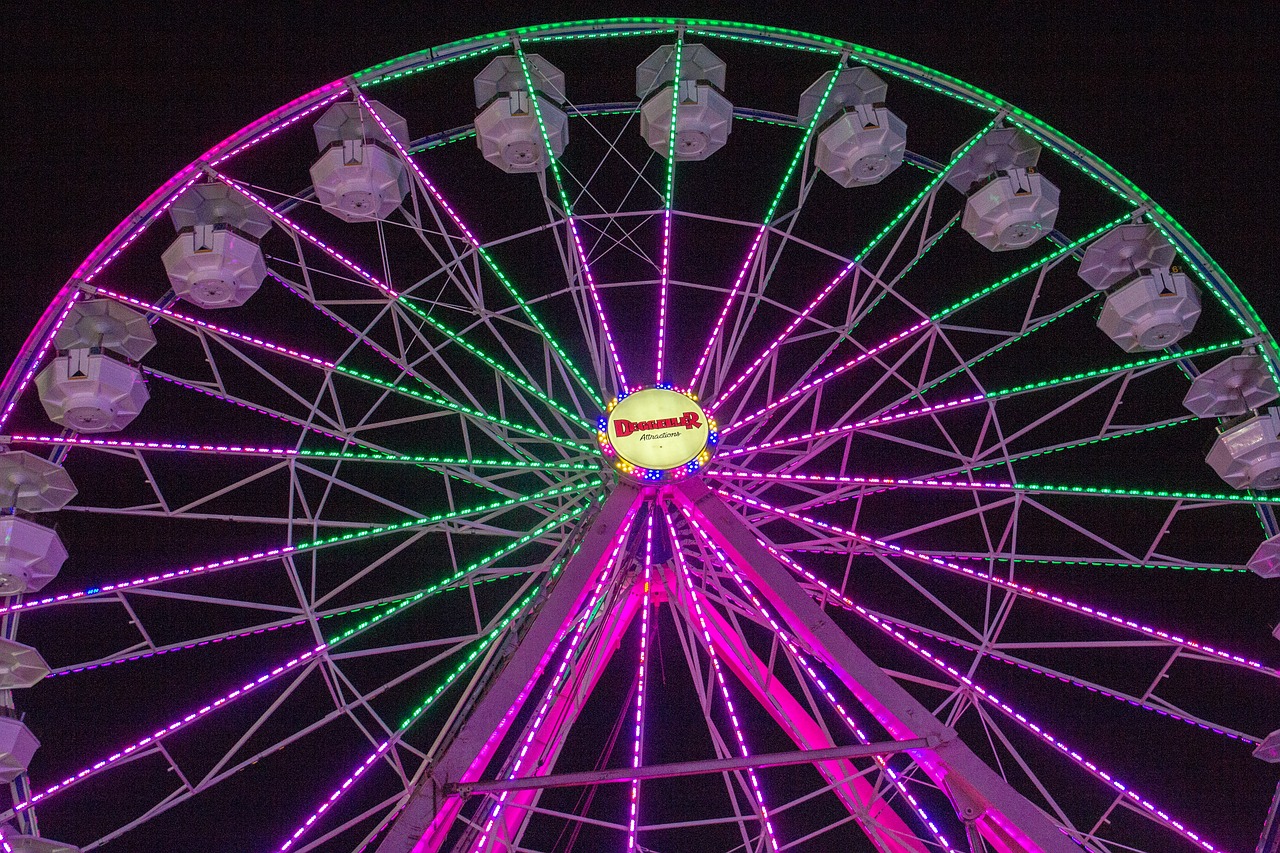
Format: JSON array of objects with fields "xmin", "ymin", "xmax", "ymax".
[{"xmin": 2, "ymin": 2, "xmax": 1276, "ymax": 848}]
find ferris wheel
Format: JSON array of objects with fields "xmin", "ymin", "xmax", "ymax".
[{"xmin": 1, "ymin": 17, "xmax": 1278, "ymax": 853}]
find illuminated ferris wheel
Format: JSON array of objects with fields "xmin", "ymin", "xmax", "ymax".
[{"xmin": 1, "ymin": 18, "xmax": 1278, "ymax": 853}]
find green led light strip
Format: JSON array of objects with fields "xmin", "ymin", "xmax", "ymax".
[
  {"xmin": 326, "ymin": 496, "xmax": 597, "ymax": 647},
  {"xmin": 929, "ymin": 213, "xmax": 1131, "ymax": 321},
  {"xmin": 989, "ymin": 339, "xmax": 1246, "ymax": 400},
  {"xmin": 472, "ymin": 242, "xmax": 605, "ymax": 412},
  {"xmin": 996, "ymin": 557, "xmax": 1244, "ymax": 574},
  {"xmin": 854, "ymin": 115, "xmax": 1000, "ymax": 266},
  {"xmin": 300, "ymin": 478, "xmax": 596, "ymax": 561},
  {"xmin": 662, "ymin": 36, "xmax": 682, "ymax": 210},
  {"xmin": 912, "ymin": 293, "xmax": 1100, "ymax": 400},
  {"xmin": 333, "ymin": 364, "xmax": 590, "ymax": 450},
  {"xmin": 967, "ymin": 417, "xmax": 1195, "ymax": 472},
  {"xmin": 397, "ymin": 298, "xmax": 592, "ymax": 431},
  {"xmin": 297, "ymin": 448, "xmax": 595, "ymax": 470},
  {"xmin": 397, "ymin": 585, "xmax": 541, "ymax": 729}
]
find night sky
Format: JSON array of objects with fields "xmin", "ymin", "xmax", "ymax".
[{"xmin": 4, "ymin": 3, "xmax": 1279, "ymax": 850}]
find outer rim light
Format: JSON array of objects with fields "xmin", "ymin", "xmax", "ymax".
[{"xmin": 597, "ymin": 385, "xmax": 718, "ymax": 483}]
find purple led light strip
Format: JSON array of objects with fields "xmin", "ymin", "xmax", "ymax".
[
  {"xmin": 708, "ymin": 257, "xmax": 867, "ymax": 412},
  {"xmin": 861, "ymin": 610, "xmax": 1222, "ymax": 852},
  {"xmin": 677, "ymin": 504, "xmax": 950, "ymax": 850},
  {"xmin": 875, "ymin": 611, "xmax": 1257, "ymax": 743},
  {"xmin": 140, "ymin": 366, "xmax": 345, "ymax": 441},
  {"xmin": 722, "ymin": 319, "xmax": 931, "ymax": 433},
  {"xmin": 722, "ymin": 391, "xmax": 988, "ymax": 456},
  {"xmin": 468, "ymin": 504, "xmax": 639, "ymax": 851},
  {"xmin": 51, "ymin": 617, "xmax": 311, "ymax": 677},
  {"xmin": 706, "ymin": 115, "xmax": 1005, "ymax": 412},
  {"xmin": 8, "ymin": 433, "xmax": 304, "ymax": 458},
  {"xmin": 0, "ymin": 291, "xmax": 84, "ymax": 431},
  {"xmin": 689, "ymin": 55, "xmax": 846, "ymax": 393},
  {"xmin": 352, "ymin": 89, "xmax": 629, "ymax": 394},
  {"xmin": 655, "ymin": 209, "xmax": 673, "ymax": 385},
  {"xmin": 92, "ymin": 285, "xmax": 337, "ymax": 368},
  {"xmin": 627, "ymin": 511, "xmax": 655, "ymax": 851},
  {"xmin": 0, "ymin": 480, "xmax": 590, "ymax": 620},
  {"xmin": 14, "ymin": 644, "xmax": 324, "ymax": 811},
  {"xmin": 761, "ymin": 540, "xmax": 1257, "ymax": 744},
  {"xmin": 668, "ymin": 505, "xmax": 782, "ymax": 850},
  {"xmin": 206, "ymin": 169, "xmax": 399, "ymax": 299},
  {"xmin": 720, "ymin": 489, "xmax": 1274, "ymax": 676}
]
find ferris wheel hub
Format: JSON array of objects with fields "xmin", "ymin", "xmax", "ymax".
[{"xmin": 597, "ymin": 386, "xmax": 718, "ymax": 483}]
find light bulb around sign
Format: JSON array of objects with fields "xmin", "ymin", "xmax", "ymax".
[{"xmin": 598, "ymin": 387, "xmax": 717, "ymax": 482}]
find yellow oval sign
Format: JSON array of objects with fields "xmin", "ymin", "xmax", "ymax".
[{"xmin": 607, "ymin": 387, "xmax": 710, "ymax": 473}]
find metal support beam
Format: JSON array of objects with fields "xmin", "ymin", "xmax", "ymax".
[
  {"xmin": 375, "ymin": 484, "xmax": 642, "ymax": 853},
  {"xmin": 673, "ymin": 480, "xmax": 1080, "ymax": 853},
  {"xmin": 450, "ymin": 738, "xmax": 933, "ymax": 796}
]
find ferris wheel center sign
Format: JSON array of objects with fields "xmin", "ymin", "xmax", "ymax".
[{"xmin": 607, "ymin": 387, "xmax": 710, "ymax": 471}]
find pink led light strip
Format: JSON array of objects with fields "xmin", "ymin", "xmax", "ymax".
[
  {"xmin": 722, "ymin": 320, "xmax": 931, "ymax": 433},
  {"xmin": 352, "ymin": 90, "xmax": 629, "ymax": 394},
  {"xmin": 207, "ymin": 169, "xmax": 399, "ymax": 299},
  {"xmin": 723, "ymin": 391, "xmax": 990, "ymax": 457},
  {"xmin": 92, "ymin": 285, "xmax": 337, "ymax": 368},
  {"xmin": 655, "ymin": 208, "xmax": 673, "ymax": 385},
  {"xmin": 677, "ymin": 505, "xmax": 950, "ymax": 850},
  {"xmin": 14, "ymin": 645, "xmax": 324, "ymax": 811},
  {"xmin": 861, "ymin": 611, "xmax": 1222, "ymax": 852},
  {"xmin": 721, "ymin": 489, "xmax": 1274, "ymax": 676},
  {"xmin": 0, "ymin": 480, "xmax": 591, "ymax": 620},
  {"xmin": 627, "ymin": 512, "xmax": 655, "ymax": 851},
  {"xmin": 668, "ymin": 506, "xmax": 782, "ymax": 850},
  {"xmin": 762, "ymin": 540, "xmax": 1257, "ymax": 744},
  {"xmin": 468, "ymin": 506, "xmax": 639, "ymax": 851}
]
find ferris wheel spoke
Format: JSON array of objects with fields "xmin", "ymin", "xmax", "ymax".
[
  {"xmin": 707, "ymin": 114, "xmax": 1002, "ymax": 413},
  {"xmin": 0, "ymin": 478, "xmax": 596, "ymax": 622},
  {"xmin": 708, "ymin": 468, "xmax": 1280, "ymax": 516},
  {"xmin": 278, "ymin": 580, "xmax": 544, "ymax": 852},
  {"xmin": 343, "ymin": 89, "xmax": 608, "ymax": 411},
  {"xmin": 721, "ymin": 337, "xmax": 1253, "ymax": 459},
  {"xmin": 269, "ymin": 275, "xmax": 590, "ymax": 475},
  {"xmin": 3, "ymin": 433, "xmax": 596, "ymax": 471},
  {"xmin": 862, "ymin": 606, "xmax": 1259, "ymax": 743},
  {"xmin": 689, "ymin": 53, "xmax": 845, "ymax": 391}
]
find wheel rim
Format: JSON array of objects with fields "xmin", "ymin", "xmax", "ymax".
[{"xmin": 0, "ymin": 18, "xmax": 1275, "ymax": 853}]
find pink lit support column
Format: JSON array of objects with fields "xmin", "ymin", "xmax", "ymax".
[
  {"xmin": 373, "ymin": 485, "xmax": 643, "ymax": 853},
  {"xmin": 673, "ymin": 555, "xmax": 930, "ymax": 853},
  {"xmin": 478, "ymin": 580, "xmax": 643, "ymax": 851},
  {"xmin": 669, "ymin": 510, "xmax": 925, "ymax": 852},
  {"xmin": 671, "ymin": 480, "xmax": 1079, "ymax": 853}
]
